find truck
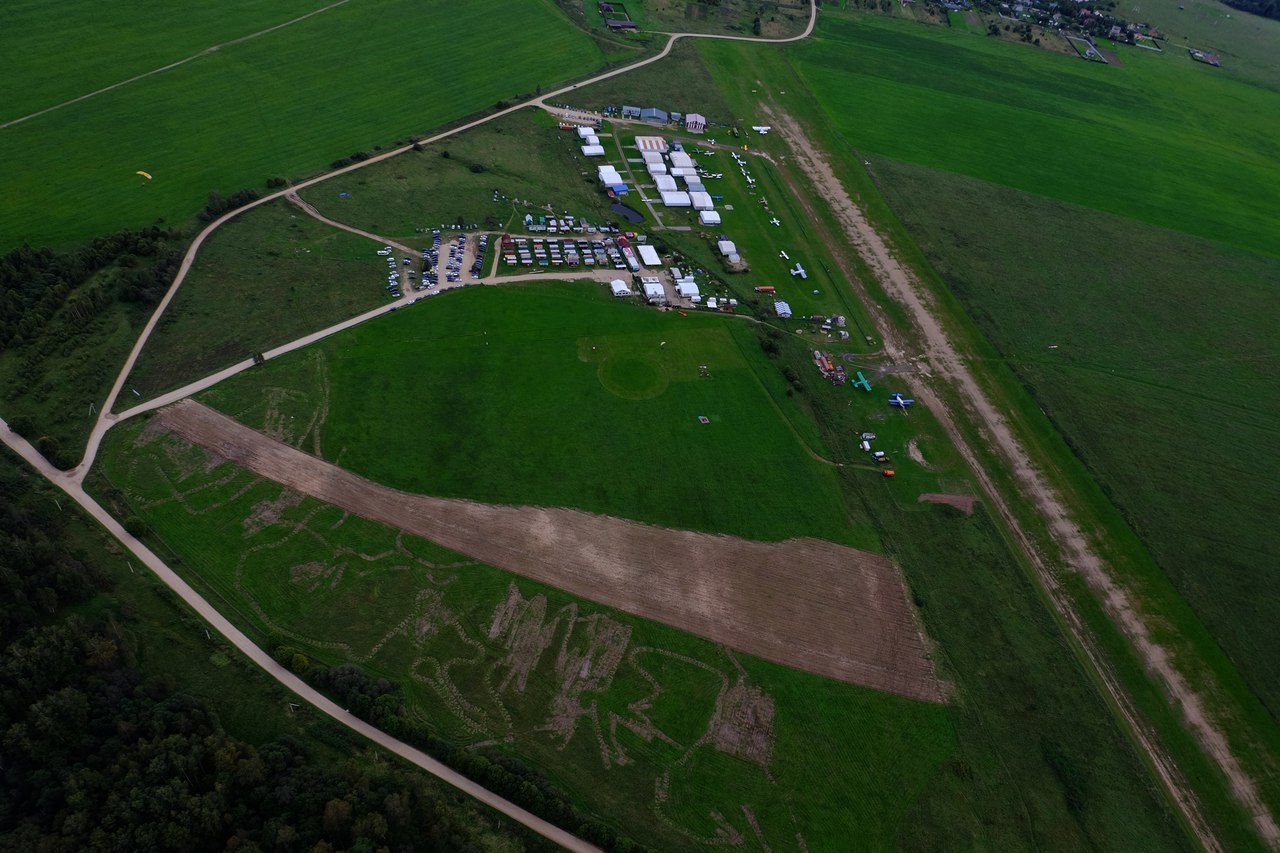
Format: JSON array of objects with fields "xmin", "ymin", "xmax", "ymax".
[{"xmin": 754, "ymin": 286, "xmax": 776, "ymax": 294}]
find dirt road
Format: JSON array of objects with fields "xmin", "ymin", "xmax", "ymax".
[
  {"xmin": 158, "ymin": 399, "xmax": 943, "ymax": 703},
  {"xmin": 763, "ymin": 104, "xmax": 1279, "ymax": 849}
]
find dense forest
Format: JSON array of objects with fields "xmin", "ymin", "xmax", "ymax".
[
  {"xmin": 1221, "ymin": 0, "xmax": 1279, "ymax": 18},
  {"xmin": 0, "ymin": 465, "xmax": 538, "ymax": 852}
]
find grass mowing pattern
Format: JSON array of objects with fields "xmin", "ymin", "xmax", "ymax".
[
  {"xmin": 872, "ymin": 156, "xmax": 1280, "ymax": 731},
  {"xmin": 790, "ymin": 12, "xmax": 1280, "ymax": 258},
  {"xmin": 122, "ymin": 200, "xmax": 388, "ymax": 402},
  {"xmin": 95, "ymin": 416, "xmax": 953, "ymax": 851},
  {"xmin": 0, "ymin": 0, "xmax": 602, "ymax": 249}
]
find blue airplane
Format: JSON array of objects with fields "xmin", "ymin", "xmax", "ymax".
[{"xmin": 888, "ymin": 393, "xmax": 915, "ymax": 409}]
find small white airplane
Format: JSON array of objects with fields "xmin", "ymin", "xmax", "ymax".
[
  {"xmin": 770, "ymin": 218, "xmax": 781, "ymax": 226},
  {"xmin": 751, "ymin": 125, "xmax": 772, "ymax": 134},
  {"xmin": 779, "ymin": 250, "xmax": 790, "ymax": 260},
  {"xmin": 746, "ymin": 176, "xmax": 756, "ymax": 185}
]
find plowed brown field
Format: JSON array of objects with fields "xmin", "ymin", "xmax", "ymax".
[{"xmin": 159, "ymin": 400, "xmax": 942, "ymax": 702}]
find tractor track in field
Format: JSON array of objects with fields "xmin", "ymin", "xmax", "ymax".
[{"xmin": 760, "ymin": 99, "xmax": 1279, "ymax": 850}]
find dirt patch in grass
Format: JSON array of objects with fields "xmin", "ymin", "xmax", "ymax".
[
  {"xmin": 917, "ymin": 493, "xmax": 979, "ymax": 515},
  {"xmin": 158, "ymin": 399, "xmax": 943, "ymax": 703}
]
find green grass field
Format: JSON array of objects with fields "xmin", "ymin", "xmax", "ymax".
[
  {"xmin": 93, "ymin": 283, "xmax": 1192, "ymax": 848},
  {"xmin": 790, "ymin": 12, "xmax": 1280, "ymax": 258},
  {"xmin": 871, "ymin": 155, "xmax": 1280, "ymax": 729},
  {"xmin": 0, "ymin": 0, "xmax": 603, "ymax": 250},
  {"xmin": 299, "ymin": 109, "xmax": 623, "ymax": 242},
  {"xmin": 120, "ymin": 200, "xmax": 387, "ymax": 403}
]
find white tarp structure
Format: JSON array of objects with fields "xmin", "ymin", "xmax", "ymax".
[
  {"xmin": 669, "ymin": 167, "xmax": 692, "ymax": 178},
  {"xmin": 669, "ymin": 151, "xmax": 694, "ymax": 170},
  {"xmin": 577, "ymin": 126, "xmax": 595, "ymax": 139},
  {"xmin": 642, "ymin": 151, "xmax": 664, "ymax": 165},
  {"xmin": 610, "ymin": 279, "xmax": 631, "ymax": 297},
  {"xmin": 660, "ymin": 191, "xmax": 691, "ymax": 207},
  {"xmin": 698, "ymin": 210, "xmax": 721, "ymax": 225},
  {"xmin": 647, "ymin": 162, "xmax": 668, "ymax": 176},
  {"xmin": 689, "ymin": 191, "xmax": 714, "ymax": 210},
  {"xmin": 717, "ymin": 240, "xmax": 737, "ymax": 256},
  {"xmin": 584, "ymin": 135, "xmax": 599, "ymax": 146},
  {"xmin": 774, "ymin": 300, "xmax": 792, "ymax": 318},
  {"xmin": 676, "ymin": 279, "xmax": 700, "ymax": 299},
  {"xmin": 637, "ymin": 244, "xmax": 661, "ymax": 267},
  {"xmin": 581, "ymin": 145, "xmax": 606, "ymax": 156},
  {"xmin": 635, "ymin": 136, "xmax": 668, "ymax": 152},
  {"xmin": 642, "ymin": 280, "xmax": 666, "ymax": 302},
  {"xmin": 654, "ymin": 175, "xmax": 678, "ymax": 192},
  {"xmin": 598, "ymin": 165, "xmax": 622, "ymax": 184}
]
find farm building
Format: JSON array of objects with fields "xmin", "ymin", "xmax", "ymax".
[
  {"xmin": 689, "ymin": 191, "xmax": 714, "ymax": 210},
  {"xmin": 642, "ymin": 279, "xmax": 666, "ymax": 303},
  {"xmin": 661, "ymin": 191, "xmax": 691, "ymax": 207},
  {"xmin": 698, "ymin": 210, "xmax": 721, "ymax": 226},
  {"xmin": 610, "ymin": 279, "xmax": 631, "ymax": 297},
  {"xmin": 654, "ymin": 175, "xmax": 678, "ymax": 192},
  {"xmin": 622, "ymin": 105, "xmax": 642, "ymax": 119},
  {"xmin": 641, "ymin": 107, "xmax": 669, "ymax": 124},
  {"xmin": 637, "ymin": 244, "xmax": 662, "ymax": 267},
  {"xmin": 635, "ymin": 136, "xmax": 668, "ymax": 153},
  {"xmin": 581, "ymin": 145, "xmax": 606, "ymax": 156},
  {"xmin": 685, "ymin": 113, "xmax": 707, "ymax": 133}
]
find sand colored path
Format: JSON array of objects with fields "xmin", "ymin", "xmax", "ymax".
[{"xmin": 159, "ymin": 400, "xmax": 942, "ymax": 703}]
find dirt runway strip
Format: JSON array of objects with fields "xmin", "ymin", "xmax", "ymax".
[{"xmin": 160, "ymin": 400, "xmax": 942, "ymax": 703}]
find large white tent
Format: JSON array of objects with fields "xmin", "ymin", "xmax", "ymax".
[
  {"xmin": 581, "ymin": 145, "xmax": 606, "ymax": 157},
  {"xmin": 661, "ymin": 191, "xmax": 691, "ymax": 207},
  {"xmin": 637, "ymin": 244, "xmax": 662, "ymax": 267},
  {"xmin": 689, "ymin": 191, "xmax": 714, "ymax": 210},
  {"xmin": 654, "ymin": 175, "xmax": 678, "ymax": 192},
  {"xmin": 698, "ymin": 210, "xmax": 721, "ymax": 226}
]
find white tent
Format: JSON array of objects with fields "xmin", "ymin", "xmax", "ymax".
[
  {"xmin": 646, "ymin": 162, "xmax": 668, "ymax": 176},
  {"xmin": 637, "ymin": 244, "xmax": 661, "ymax": 267},
  {"xmin": 642, "ymin": 151, "xmax": 664, "ymax": 165},
  {"xmin": 717, "ymin": 240, "xmax": 737, "ymax": 256},
  {"xmin": 598, "ymin": 165, "xmax": 622, "ymax": 184},
  {"xmin": 585, "ymin": 135, "xmax": 599, "ymax": 146},
  {"xmin": 642, "ymin": 280, "xmax": 666, "ymax": 302},
  {"xmin": 669, "ymin": 151, "xmax": 694, "ymax": 170},
  {"xmin": 660, "ymin": 191, "xmax": 691, "ymax": 207},
  {"xmin": 581, "ymin": 145, "xmax": 606, "ymax": 157},
  {"xmin": 698, "ymin": 210, "xmax": 721, "ymax": 226},
  {"xmin": 669, "ymin": 167, "xmax": 692, "ymax": 178},
  {"xmin": 610, "ymin": 279, "xmax": 631, "ymax": 297},
  {"xmin": 689, "ymin": 191, "xmax": 714, "ymax": 210},
  {"xmin": 774, "ymin": 300, "xmax": 792, "ymax": 318},
  {"xmin": 576, "ymin": 126, "xmax": 595, "ymax": 139},
  {"xmin": 654, "ymin": 175, "xmax": 678, "ymax": 192},
  {"xmin": 676, "ymin": 280, "xmax": 700, "ymax": 299}
]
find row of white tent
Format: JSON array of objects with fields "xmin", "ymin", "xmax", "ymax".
[{"xmin": 577, "ymin": 125, "xmax": 606, "ymax": 157}]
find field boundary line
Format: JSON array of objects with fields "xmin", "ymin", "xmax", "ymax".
[{"xmin": 1, "ymin": 0, "xmax": 355, "ymax": 130}]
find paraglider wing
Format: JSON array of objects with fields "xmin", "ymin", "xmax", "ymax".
[{"xmin": 135, "ymin": 170, "xmax": 153, "ymax": 180}]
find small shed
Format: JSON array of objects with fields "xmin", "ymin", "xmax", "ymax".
[
  {"xmin": 698, "ymin": 210, "xmax": 721, "ymax": 226},
  {"xmin": 610, "ymin": 279, "xmax": 631, "ymax": 297}
]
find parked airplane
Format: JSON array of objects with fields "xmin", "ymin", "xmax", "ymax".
[
  {"xmin": 770, "ymin": 217, "xmax": 781, "ymax": 226},
  {"xmin": 888, "ymin": 393, "xmax": 915, "ymax": 408},
  {"xmin": 852, "ymin": 371, "xmax": 872, "ymax": 391},
  {"xmin": 751, "ymin": 126, "xmax": 772, "ymax": 134},
  {"xmin": 779, "ymin": 250, "xmax": 790, "ymax": 260}
]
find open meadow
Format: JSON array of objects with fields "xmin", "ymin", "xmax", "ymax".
[
  {"xmin": 871, "ymin": 155, "xmax": 1280, "ymax": 757},
  {"xmin": 789, "ymin": 11, "xmax": 1280, "ymax": 258},
  {"xmin": 88, "ymin": 281, "xmax": 1195, "ymax": 849},
  {"xmin": 0, "ymin": 0, "xmax": 603, "ymax": 250},
  {"xmin": 121, "ymin": 200, "xmax": 387, "ymax": 403}
]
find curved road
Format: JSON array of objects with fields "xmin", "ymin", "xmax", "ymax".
[{"xmin": 20, "ymin": 6, "xmax": 819, "ymax": 850}]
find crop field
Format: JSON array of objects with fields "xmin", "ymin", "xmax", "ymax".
[
  {"xmin": 121, "ymin": 200, "xmax": 387, "ymax": 402},
  {"xmin": 872, "ymin": 156, "xmax": 1280, "ymax": 728},
  {"xmin": 0, "ymin": 0, "xmax": 603, "ymax": 250},
  {"xmin": 92, "ymin": 280, "xmax": 1193, "ymax": 849},
  {"xmin": 299, "ymin": 109, "xmax": 622, "ymax": 242},
  {"xmin": 789, "ymin": 12, "xmax": 1280, "ymax": 258}
]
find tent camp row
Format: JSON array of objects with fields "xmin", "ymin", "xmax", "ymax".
[{"xmin": 597, "ymin": 164, "xmax": 627, "ymax": 195}]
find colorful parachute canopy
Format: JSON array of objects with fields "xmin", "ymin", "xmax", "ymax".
[{"xmin": 135, "ymin": 170, "xmax": 152, "ymax": 180}]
